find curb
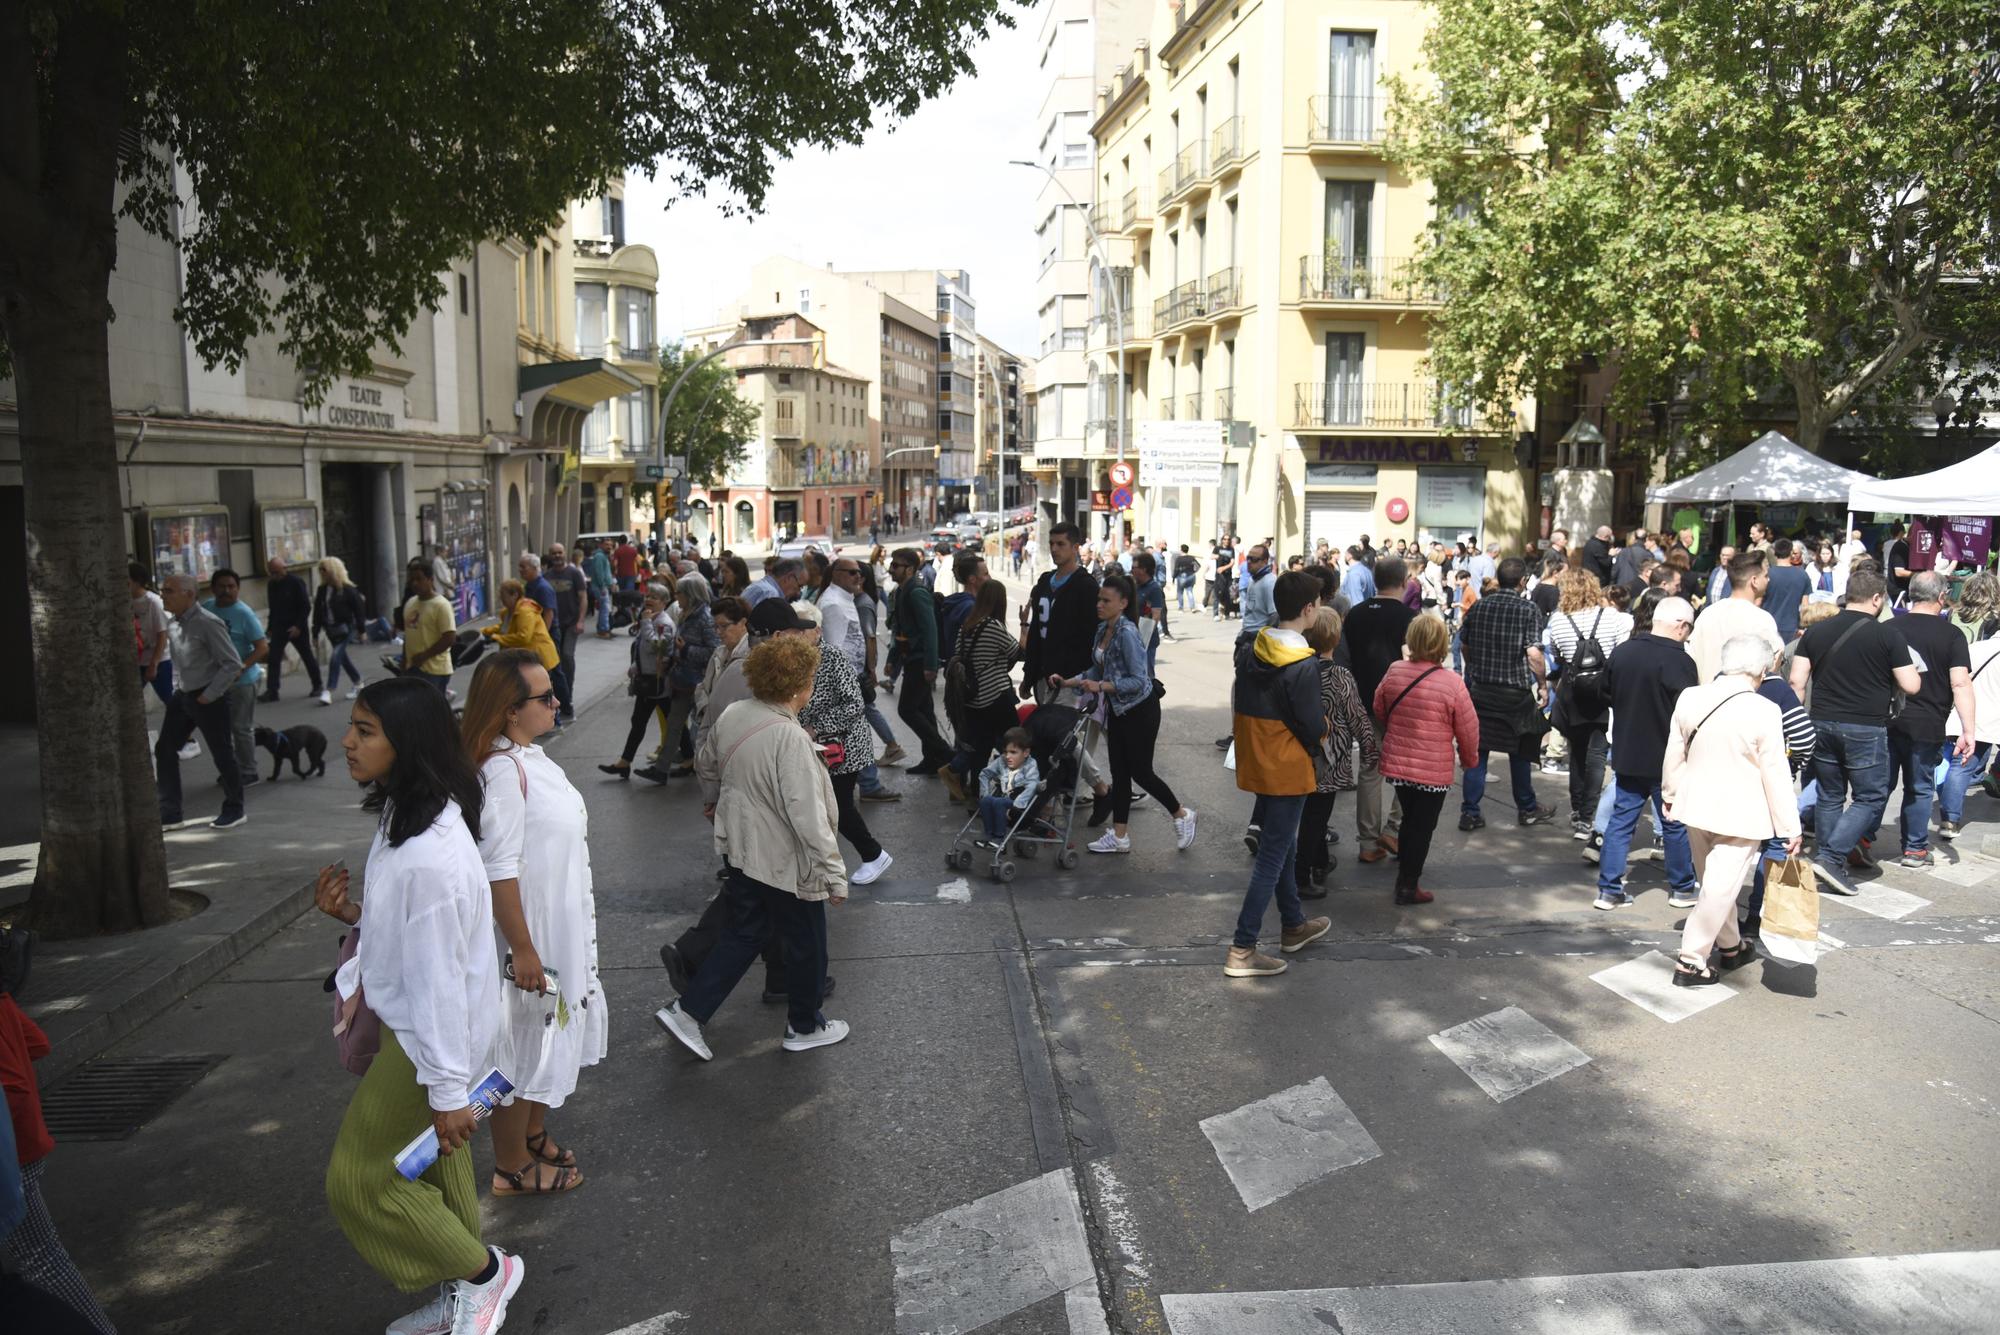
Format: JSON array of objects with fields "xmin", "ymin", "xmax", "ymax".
[{"xmin": 38, "ymin": 875, "xmax": 317, "ymax": 1086}]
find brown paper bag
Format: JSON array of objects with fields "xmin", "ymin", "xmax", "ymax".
[{"xmin": 1761, "ymin": 857, "xmax": 1821, "ymax": 964}]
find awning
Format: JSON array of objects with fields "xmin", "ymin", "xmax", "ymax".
[
  {"xmin": 1849, "ymin": 442, "xmax": 2000, "ymax": 514},
  {"xmin": 1645, "ymin": 430, "xmax": 1875, "ymax": 504},
  {"xmin": 518, "ymin": 359, "xmax": 644, "ymax": 455}
]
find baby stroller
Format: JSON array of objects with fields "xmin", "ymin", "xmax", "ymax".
[
  {"xmin": 944, "ymin": 701, "xmax": 1091, "ymax": 881},
  {"xmin": 378, "ymin": 627, "xmax": 490, "ymax": 680}
]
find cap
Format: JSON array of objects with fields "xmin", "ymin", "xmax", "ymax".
[{"xmin": 748, "ymin": 598, "xmax": 813, "ymax": 634}]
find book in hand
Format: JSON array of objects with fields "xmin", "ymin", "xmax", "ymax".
[{"xmin": 393, "ymin": 1067, "xmax": 514, "ymax": 1181}]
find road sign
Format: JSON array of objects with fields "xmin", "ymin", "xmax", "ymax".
[
  {"xmin": 644, "ymin": 463, "xmax": 683, "ymax": 481},
  {"xmin": 666, "ymin": 454, "xmax": 687, "ymax": 473},
  {"xmin": 1109, "ymin": 460, "xmax": 1135, "ymax": 487},
  {"xmin": 1137, "ymin": 420, "xmax": 1226, "ymax": 487},
  {"xmin": 1111, "ymin": 484, "xmax": 1134, "ymax": 510}
]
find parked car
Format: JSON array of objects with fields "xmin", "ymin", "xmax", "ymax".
[
  {"xmin": 778, "ymin": 534, "xmax": 834, "ymax": 560},
  {"xmin": 928, "ymin": 526, "xmax": 961, "ymax": 558}
]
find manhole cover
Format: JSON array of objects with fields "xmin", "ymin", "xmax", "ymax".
[{"xmin": 42, "ymin": 1055, "xmax": 225, "ymax": 1140}]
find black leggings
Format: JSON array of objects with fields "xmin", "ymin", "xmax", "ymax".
[
  {"xmin": 1561, "ymin": 724, "xmax": 1608, "ymax": 819},
  {"xmin": 830, "ymin": 772, "xmax": 882, "ymax": 861},
  {"xmin": 622, "ymin": 690, "xmax": 666, "ymax": 764},
  {"xmin": 1296, "ymin": 790, "xmax": 1338, "ymax": 885},
  {"xmin": 1393, "ymin": 785, "xmax": 1448, "ymax": 892},
  {"xmin": 1105, "ymin": 694, "xmax": 1178, "ymax": 824}
]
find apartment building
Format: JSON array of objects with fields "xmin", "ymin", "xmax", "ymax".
[
  {"xmin": 686, "ymin": 313, "xmax": 873, "ymax": 547},
  {"xmin": 1027, "ymin": 0, "xmax": 1151, "ymax": 531},
  {"xmin": 974, "ymin": 333, "xmax": 1033, "ymax": 511},
  {"xmin": 841, "ymin": 268, "xmax": 982, "ymax": 520},
  {"xmin": 692, "ymin": 257, "xmax": 942, "ymax": 532},
  {"xmin": 1087, "ymin": 0, "xmax": 1534, "ymax": 556},
  {"xmin": 568, "ymin": 177, "xmax": 661, "ymax": 535}
]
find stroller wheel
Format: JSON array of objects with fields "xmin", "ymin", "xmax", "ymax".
[
  {"xmin": 1058, "ymin": 848, "xmax": 1081, "ymax": 870},
  {"xmin": 945, "ymin": 850, "xmax": 961, "ymax": 870},
  {"xmin": 995, "ymin": 860, "xmax": 1017, "ymax": 883},
  {"xmin": 1016, "ymin": 841, "xmax": 1038, "ymax": 859}
]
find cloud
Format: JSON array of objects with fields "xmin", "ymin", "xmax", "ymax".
[{"xmin": 626, "ymin": 17, "xmax": 1045, "ymax": 357}]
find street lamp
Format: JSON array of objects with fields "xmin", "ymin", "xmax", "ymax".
[{"xmin": 1009, "ymin": 158, "xmax": 1124, "ymax": 535}]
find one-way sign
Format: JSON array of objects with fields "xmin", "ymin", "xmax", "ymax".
[{"xmin": 644, "ymin": 462, "xmax": 683, "ymax": 480}]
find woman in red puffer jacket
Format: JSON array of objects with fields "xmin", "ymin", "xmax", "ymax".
[{"xmin": 1373, "ymin": 613, "xmax": 1481, "ymax": 906}]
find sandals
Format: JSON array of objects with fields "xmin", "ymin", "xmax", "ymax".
[
  {"xmin": 1714, "ymin": 940, "xmax": 1759, "ymax": 972},
  {"xmin": 526, "ymin": 1129, "xmax": 577, "ymax": 1168},
  {"xmin": 1671, "ymin": 956, "xmax": 1720, "ymax": 987},
  {"xmin": 492, "ymin": 1160, "xmax": 583, "ymax": 1196}
]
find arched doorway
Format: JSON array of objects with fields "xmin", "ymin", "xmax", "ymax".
[{"xmin": 734, "ymin": 499, "xmax": 756, "ymax": 546}]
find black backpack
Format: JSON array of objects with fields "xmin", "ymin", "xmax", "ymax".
[{"xmin": 1559, "ymin": 609, "xmax": 1610, "ymax": 712}]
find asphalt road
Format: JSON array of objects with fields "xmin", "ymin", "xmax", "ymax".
[{"xmin": 38, "ymin": 590, "xmax": 2000, "ymax": 1334}]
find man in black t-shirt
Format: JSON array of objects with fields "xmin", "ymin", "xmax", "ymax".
[
  {"xmin": 1531, "ymin": 555, "xmax": 1565, "ymax": 617},
  {"xmin": 1880, "ymin": 573, "xmax": 1976, "ymax": 866},
  {"xmin": 1882, "ymin": 523, "xmax": 1912, "ymax": 602},
  {"xmin": 1787, "ymin": 569, "xmax": 1920, "ymax": 889},
  {"xmin": 1345, "ymin": 557, "xmax": 1419, "ymax": 858}
]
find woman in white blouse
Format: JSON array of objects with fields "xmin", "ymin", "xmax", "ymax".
[
  {"xmin": 317, "ymin": 677, "xmax": 524, "ymax": 1330},
  {"xmin": 458, "ymin": 648, "xmax": 607, "ymax": 1196},
  {"xmin": 1547, "ymin": 569, "xmax": 1636, "ymax": 838}
]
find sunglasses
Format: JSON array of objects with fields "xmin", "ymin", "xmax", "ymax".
[{"xmin": 517, "ymin": 689, "xmax": 560, "ymax": 710}]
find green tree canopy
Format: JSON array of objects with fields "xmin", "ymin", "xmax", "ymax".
[
  {"xmin": 1387, "ymin": 0, "xmax": 2000, "ymax": 459},
  {"xmin": 656, "ymin": 342, "xmax": 759, "ymax": 488},
  {"xmin": 0, "ymin": 0, "xmax": 1022, "ymax": 935}
]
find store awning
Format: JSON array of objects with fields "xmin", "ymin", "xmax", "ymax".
[
  {"xmin": 1646, "ymin": 431, "xmax": 1875, "ymax": 504},
  {"xmin": 1848, "ymin": 442, "xmax": 2000, "ymax": 514},
  {"xmin": 516, "ymin": 359, "xmax": 643, "ymax": 456}
]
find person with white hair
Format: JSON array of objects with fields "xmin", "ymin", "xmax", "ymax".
[
  {"xmin": 153, "ymin": 572, "xmax": 249, "ymax": 830},
  {"xmin": 1660, "ymin": 634, "xmax": 1804, "ymax": 985},
  {"xmin": 1593, "ymin": 590, "xmax": 1701, "ymax": 910}
]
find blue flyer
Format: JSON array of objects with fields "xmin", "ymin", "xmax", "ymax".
[{"xmin": 392, "ymin": 1067, "xmax": 515, "ymax": 1181}]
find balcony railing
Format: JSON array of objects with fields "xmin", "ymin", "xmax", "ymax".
[
  {"xmin": 1205, "ymin": 266, "xmax": 1243, "ymax": 311},
  {"xmin": 1213, "ymin": 387, "xmax": 1235, "ymax": 420},
  {"xmin": 1120, "ymin": 187, "xmax": 1149, "ymax": 231},
  {"xmin": 1211, "ymin": 117, "xmax": 1245, "ymax": 172},
  {"xmin": 1297, "ymin": 254, "xmax": 1437, "ymax": 304},
  {"xmin": 1088, "ymin": 202, "xmax": 1111, "ymax": 236},
  {"xmin": 1158, "ymin": 398, "xmax": 1177, "ymax": 421},
  {"xmin": 1152, "ymin": 294, "xmax": 1169, "ymax": 330},
  {"xmin": 1178, "ymin": 140, "xmax": 1206, "ymax": 187},
  {"xmin": 1293, "ymin": 382, "xmax": 1488, "ymax": 431},
  {"xmin": 1184, "ymin": 392, "xmax": 1205, "ymax": 420},
  {"xmin": 1307, "ymin": 94, "xmax": 1383, "ymax": 145},
  {"xmin": 1163, "ymin": 278, "xmax": 1206, "ymax": 327},
  {"xmin": 1157, "ymin": 163, "xmax": 1178, "ymax": 209}
]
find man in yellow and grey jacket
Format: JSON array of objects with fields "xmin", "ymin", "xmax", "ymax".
[{"xmin": 1224, "ymin": 569, "xmax": 1334, "ymax": 979}]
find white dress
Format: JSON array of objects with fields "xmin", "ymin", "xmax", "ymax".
[{"xmin": 477, "ymin": 743, "xmax": 608, "ymax": 1107}]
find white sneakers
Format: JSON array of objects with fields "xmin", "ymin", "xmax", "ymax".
[
  {"xmin": 386, "ymin": 1248, "xmax": 524, "ymax": 1335},
  {"xmin": 315, "ymin": 689, "xmax": 332, "ymax": 705},
  {"xmin": 783, "ymin": 1019, "xmax": 851, "ymax": 1052},
  {"xmin": 346, "ymin": 685, "xmax": 363, "ymax": 700},
  {"xmin": 850, "ymin": 851, "xmax": 894, "ymax": 885},
  {"xmin": 177, "ymin": 740, "xmax": 202, "ymax": 761},
  {"xmin": 1087, "ymin": 831, "xmax": 1131, "ymax": 854},
  {"xmin": 1174, "ymin": 808, "xmax": 1198, "ymax": 850},
  {"xmin": 656, "ymin": 1001, "xmax": 712, "ymax": 1061}
]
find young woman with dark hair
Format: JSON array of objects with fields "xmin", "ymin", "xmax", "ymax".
[
  {"xmin": 949, "ymin": 579, "xmax": 1023, "ymax": 785},
  {"xmin": 459, "ymin": 650, "xmax": 606, "ymax": 1200},
  {"xmin": 315, "ymin": 676, "xmax": 524, "ymax": 1332}
]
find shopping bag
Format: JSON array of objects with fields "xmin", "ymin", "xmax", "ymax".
[
  {"xmin": 1224, "ymin": 740, "xmax": 1237, "ymax": 771},
  {"xmin": 1761, "ymin": 857, "xmax": 1821, "ymax": 964}
]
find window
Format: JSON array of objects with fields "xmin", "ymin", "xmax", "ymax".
[
  {"xmin": 1061, "ymin": 111, "xmax": 1091, "ymax": 169},
  {"xmin": 1061, "ymin": 19, "xmax": 1091, "ymax": 77},
  {"xmin": 583, "ymin": 400, "xmax": 612, "ymax": 458},
  {"xmin": 799, "ymin": 287, "xmax": 812, "ymax": 315},
  {"xmin": 574, "ymin": 283, "xmax": 608, "ymax": 357},
  {"xmin": 1324, "ymin": 333, "xmax": 1366, "ymax": 424},
  {"xmin": 618, "ymin": 287, "xmax": 653, "ymax": 357},
  {"xmin": 1324, "ymin": 181, "xmax": 1373, "ymax": 292},
  {"xmin": 602, "ymin": 196, "xmax": 625, "ymax": 248},
  {"xmin": 1062, "ymin": 326, "xmax": 1087, "ymax": 350},
  {"xmin": 1328, "ymin": 31, "xmax": 1376, "ymax": 139}
]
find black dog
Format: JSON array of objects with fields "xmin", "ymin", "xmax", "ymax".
[{"xmin": 254, "ymin": 724, "xmax": 327, "ymax": 780}]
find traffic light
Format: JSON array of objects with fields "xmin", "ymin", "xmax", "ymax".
[{"xmin": 659, "ymin": 487, "xmax": 678, "ymax": 517}]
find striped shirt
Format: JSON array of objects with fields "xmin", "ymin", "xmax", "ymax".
[
  {"xmin": 1547, "ymin": 607, "xmax": 1635, "ymax": 667},
  {"xmin": 957, "ymin": 616, "xmax": 1021, "ymax": 707},
  {"xmin": 1757, "ymin": 675, "xmax": 1816, "ymax": 778}
]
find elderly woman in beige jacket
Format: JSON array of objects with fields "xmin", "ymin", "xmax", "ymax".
[
  {"xmin": 657, "ymin": 634, "xmax": 850, "ymax": 1059},
  {"xmin": 1662, "ymin": 633, "xmax": 1803, "ymax": 986}
]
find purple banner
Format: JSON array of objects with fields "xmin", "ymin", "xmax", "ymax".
[{"xmin": 1909, "ymin": 516, "xmax": 1992, "ymax": 571}]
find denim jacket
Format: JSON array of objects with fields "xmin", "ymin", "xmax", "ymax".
[{"xmin": 1081, "ymin": 617, "xmax": 1154, "ymax": 716}]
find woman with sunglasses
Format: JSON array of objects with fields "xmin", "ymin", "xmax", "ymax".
[{"xmin": 458, "ymin": 649, "xmax": 606, "ymax": 1198}]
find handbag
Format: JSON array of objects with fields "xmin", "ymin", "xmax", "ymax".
[
  {"xmin": 1760, "ymin": 857, "xmax": 1821, "ymax": 964},
  {"xmin": 329, "ymin": 925, "xmax": 381, "ymax": 1076}
]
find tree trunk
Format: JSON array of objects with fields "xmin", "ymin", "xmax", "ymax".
[
  {"xmin": 10, "ymin": 280, "xmax": 174, "ymax": 937},
  {"xmin": 0, "ymin": 8, "xmax": 171, "ymax": 937}
]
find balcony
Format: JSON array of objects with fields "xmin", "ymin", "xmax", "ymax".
[
  {"xmin": 1184, "ymin": 392, "xmax": 1204, "ymax": 420},
  {"xmin": 1088, "ymin": 202, "xmax": 1111, "ymax": 237},
  {"xmin": 1157, "ymin": 398, "xmax": 1177, "ymax": 421},
  {"xmin": 1306, "ymin": 95, "xmax": 1384, "ymax": 148},
  {"xmin": 1158, "ymin": 278, "xmax": 1207, "ymax": 329},
  {"xmin": 1213, "ymin": 387, "xmax": 1235, "ymax": 420},
  {"xmin": 1293, "ymin": 382, "xmax": 1490, "ymax": 432},
  {"xmin": 1297, "ymin": 254, "xmax": 1438, "ymax": 306},
  {"xmin": 1205, "ymin": 266, "xmax": 1244, "ymax": 314},
  {"xmin": 1156, "ymin": 162, "xmax": 1178, "ymax": 211},
  {"xmin": 1120, "ymin": 187, "xmax": 1151, "ymax": 233},
  {"xmin": 1211, "ymin": 117, "xmax": 1245, "ymax": 175}
]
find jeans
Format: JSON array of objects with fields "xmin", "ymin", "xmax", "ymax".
[
  {"xmin": 1938, "ymin": 741, "xmax": 1993, "ymax": 824},
  {"xmin": 326, "ymin": 636, "xmax": 363, "ymax": 688},
  {"xmin": 1354, "ymin": 711, "xmax": 1403, "ymax": 843},
  {"xmin": 979, "ymin": 794, "xmax": 1017, "ymax": 841},
  {"xmin": 679, "ymin": 866, "xmax": 828, "ymax": 1038},
  {"xmin": 1450, "ymin": 630, "xmax": 1464, "ymax": 673},
  {"xmin": 555, "ymin": 625, "xmax": 579, "ymax": 714},
  {"xmin": 1175, "ymin": 574, "xmax": 1196, "ymax": 610},
  {"xmin": 1233, "ymin": 792, "xmax": 1308, "ymax": 948},
  {"xmin": 595, "ymin": 589, "xmax": 613, "ymax": 633},
  {"xmin": 1746, "ymin": 833, "xmax": 1791, "ymax": 928},
  {"xmin": 140, "ymin": 659, "xmax": 175, "ymax": 706},
  {"xmin": 265, "ymin": 621, "xmax": 320, "ymax": 695},
  {"xmin": 223, "ymin": 680, "xmax": 259, "ymax": 781},
  {"xmin": 416, "ymin": 671, "xmax": 452, "ymax": 696},
  {"xmin": 1461, "ymin": 751, "xmax": 1537, "ymax": 817},
  {"xmin": 549, "ymin": 663, "xmax": 574, "ymax": 716},
  {"xmin": 1597, "ymin": 776, "xmax": 1696, "ymax": 897},
  {"xmin": 155, "ymin": 691, "xmax": 243, "ymax": 824},
  {"xmin": 1888, "ymin": 731, "xmax": 1944, "ymax": 853},
  {"xmin": 1810, "ymin": 721, "xmax": 1892, "ymax": 864},
  {"xmin": 1561, "ymin": 725, "xmax": 1608, "ymax": 820}
]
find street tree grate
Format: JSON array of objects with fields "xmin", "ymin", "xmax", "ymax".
[{"xmin": 42, "ymin": 1055, "xmax": 225, "ymax": 1140}]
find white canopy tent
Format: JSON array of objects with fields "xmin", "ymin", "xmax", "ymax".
[
  {"xmin": 1646, "ymin": 430, "xmax": 1875, "ymax": 504},
  {"xmin": 1848, "ymin": 442, "xmax": 2000, "ymax": 514}
]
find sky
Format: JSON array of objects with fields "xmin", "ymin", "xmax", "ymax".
[{"xmin": 625, "ymin": 14, "xmax": 1047, "ymax": 357}]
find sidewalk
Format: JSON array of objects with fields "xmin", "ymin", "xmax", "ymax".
[{"xmin": 1, "ymin": 633, "xmax": 633, "ymax": 1082}]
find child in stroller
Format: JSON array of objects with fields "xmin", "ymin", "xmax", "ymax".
[
  {"xmin": 976, "ymin": 727, "xmax": 1041, "ymax": 844},
  {"xmin": 946, "ymin": 703, "xmax": 1091, "ymax": 880}
]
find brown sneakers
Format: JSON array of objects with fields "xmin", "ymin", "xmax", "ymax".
[
  {"xmin": 1281, "ymin": 916, "xmax": 1332, "ymax": 953},
  {"xmin": 1223, "ymin": 946, "xmax": 1287, "ymax": 977}
]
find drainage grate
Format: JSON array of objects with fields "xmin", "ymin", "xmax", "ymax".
[{"xmin": 42, "ymin": 1055, "xmax": 225, "ymax": 1140}]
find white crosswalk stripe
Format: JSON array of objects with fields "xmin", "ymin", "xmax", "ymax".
[
  {"xmin": 1833, "ymin": 880, "xmax": 1933, "ymax": 919},
  {"xmin": 1199, "ymin": 1076, "xmax": 1382, "ymax": 1212},
  {"xmin": 1428, "ymin": 1005, "xmax": 1591, "ymax": 1102},
  {"xmin": 1590, "ymin": 950, "xmax": 1742, "ymax": 1022},
  {"xmin": 889, "ymin": 1167, "xmax": 1093, "ymax": 1335},
  {"xmin": 1157, "ymin": 1249, "xmax": 2000, "ymax": 1334}
]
